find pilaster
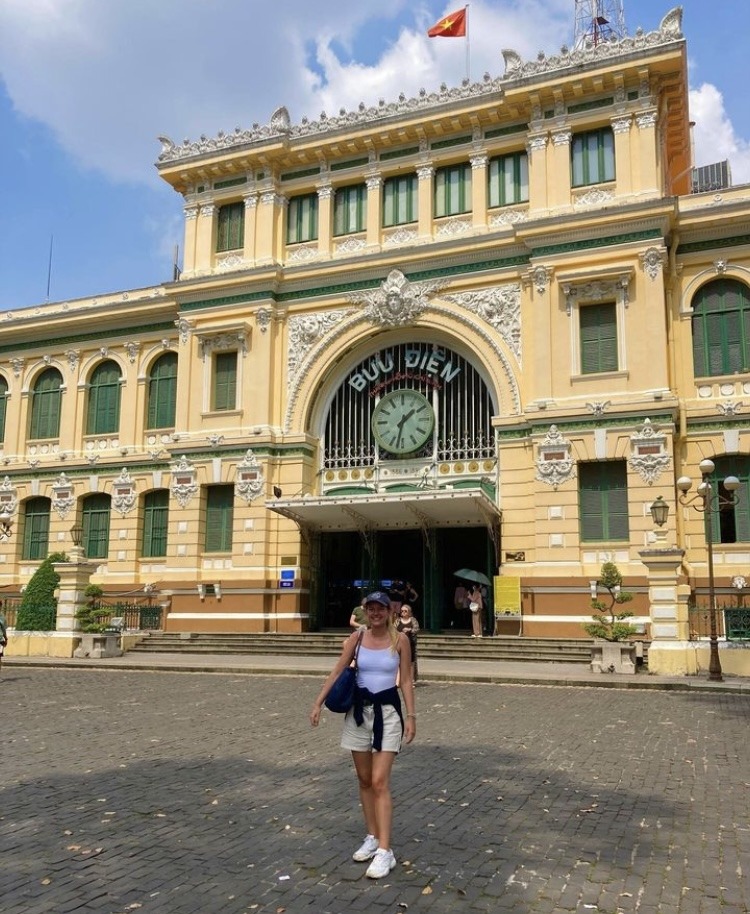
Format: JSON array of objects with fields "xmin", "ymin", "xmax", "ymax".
[
  {"xmin": 365, "ymin": 173, "xmax": 382, "ymax": 248},
  {"xmin": 526, "ymin": 134, "xmax": 549, "ymax": 212},
  {"xmin": 417, "ymin": 164, "xmax": 434, "ymax": 240},
  {"xmin": 470, "ymin": 153, "xmax": 488, "ymax": 229},
  {"xmin": 316, "ymin": 183, "xmax": 334, "ymax": 258}
]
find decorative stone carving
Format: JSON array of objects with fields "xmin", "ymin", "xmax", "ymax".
[
  {"xmin": 235, "ymin": 450, "xmax": 266, "ymax": 503},
  {"xmin": 175, "ymin": 318, "xmax": 194, "ymax": 345},
  {"xmin": 383, "ymin": 228, "xmax": 419, "ymax": 247},
  {"xmin": 636, "ymin": 111, "xmax": 658, "ymax": 130},
  {"xmin": 199, "ymin": 203, "xmax": 216, "ymax": 218},
  {"xmin": 198, "ymin": 330, "xmax": 248, "ymax": 359},
  {"xmin": 639, "ymin": 246, "xmax": 667, "ymax": 280},
  {"xmin": 551, "ymin": 129, "xmax": 572, "ymax": 146},
  {"xmin": 316, "ymin": 183, "xmax": 334, "ymax": 200},
  {"xmin": 714, "ymin": 259, "xmax": 728, "ymax": 274},
  {"xmin": 445, "ymin": 284, "xmax": 522, "ymax": 362},
  {"xmin": 170, "ymin": 455, "xmax": 198, "ymax": 508},
  {"xmin": 435, "ymin": 217, "xmax": 471, "ymax": 237},
  {"xmin": 347, "ymin": 269, "xmax": 446, "ymax": 330},
  {"xmin": 561, "ymin": 273, "xmax": 631, "ymax": 315},
  {"xmin": 287, "ymin": 244, "xmax": 319, "ymax": 263},
  {"xmin": 573, "ymin": 187, "xmax": 615, "ymax": 208},
  {"xmin": 535, "ymin": 426, "xmax": 576, "ymax": 490},
  {"xmin": 365, "ymin": 174, "xmax": 382, "ymax": 191},
  {"xmin": 9, "ymin": 358, "xmax": 24, "ymax": 377},
  {"xmin": 717, "ymin": 401, "xmax": 744, "ymax": 416},
  {"xmin": 216, "ymin": 254, "xmax": 249, "ymax": 272},
  {"xmin": 112, "ymin": 468, "xmax": 137, "ymax": 516},
  {"xmin": 629, "ymin": 419, "xmax": 670, "ymax": 485},
  {"xmin": 51, "ymin": 472, "xmax": 75, "ymax": 519},
  {"xmin": 287, "ymin": 309, "xmax": 352, "ymax": 386},
  {"xmin": 335, "ymin": 236, "xmax": 367, "ymax": 255},
  {"xmin": 269, "ymin": 105, "xmax": 291, "ymax": 133},
  {"xmin": 207, "ymin": 434, "xmax": 224, "ymax": 447},
  {"xmin": 470, "ymin": 154, "xmax": 488, "ymax": 170},
  {"xmin": 527, "ymin": 134, "xmax": 548, "ymax": 153},
  {"xmin": 610, "ymin": 115, "xmax": 633, "ymax": 134},
  {"xmin": 256, "ymin": 308, "xmax": 272, "ymax": 333},
  {"xmin": 489, "ymin": 207, "xmax": 529, "ymax": 226},
  {"xmin": 184, "ymin": 204, "xmax": 199, "ymax": 221},
  {"xmin": 526, "ymin": 266, "xmax": 553, "ymax": 295},
  {"xmin": 586, "ymin": 401, "xmax": 611, "ymax": 416},
  {"xmin": 417, "ymin": 164, "xmax": 434, "ymax": 181},
  {"xmin": 123, "ymin": 342, "xmax": 141, "ymax": 364},
  {"xmin": 65, "ymin": 350, "xmax": 80, "ymax": 372}
]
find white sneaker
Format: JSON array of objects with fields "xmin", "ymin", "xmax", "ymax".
[
  {"xmin": 352, "ymin": 834, "xmax": 379, "ymax": 862},
  {"xmin": 366, "ymin": 848, "xmax": 397, "ymax": 878}
]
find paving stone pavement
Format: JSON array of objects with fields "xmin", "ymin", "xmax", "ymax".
[{"xmin": 2, "ymin": 667, "xmax": 749, "ymax": 914}]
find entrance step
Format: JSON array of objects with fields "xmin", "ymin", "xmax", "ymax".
[{"xmin": 127, "ymin": 632, "xmax": 628, "ymax": 665}]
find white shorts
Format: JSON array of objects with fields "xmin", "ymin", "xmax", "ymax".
[{"xmin": 340, "ymin": 703, "xmax": 403, "ymax": 753}]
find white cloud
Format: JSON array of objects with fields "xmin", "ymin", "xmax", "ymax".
[{"xmin": 690, "ymin": 83, "xmax": 750, "ymax": 185}]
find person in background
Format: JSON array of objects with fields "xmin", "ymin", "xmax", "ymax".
[
  {"xmin": 310, "ymin": 591, "xmax": 416, "ymax": 879},
  {"xmin": 468, "ymin": 584, "xmax": 484, "ymax": 638},
  {"xmin": 0, "ymin": 613, "xmax": 7, "ymax": 672},
  {"xmin": 350, "ymin": 598, "xmax": 368, "ymax": 630},
  {"xmin": 396, "ymin": 604, "xmax": 420, "ymax": 683}
]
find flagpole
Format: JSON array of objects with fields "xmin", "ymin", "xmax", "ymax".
[{"xmin": 465, "ymin": 4, "xmax": 470, "ymax": 82}]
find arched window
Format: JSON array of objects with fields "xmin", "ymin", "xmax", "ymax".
[
  {"xmin": 0, "ymin": 374, "xmax": 8, "ymax": 444},
  {"xmin": 29, "ymin": 368, "xmax": 63, "ymax": 440},
  {"xmin": 22, "ymin": 497, "xmax": 51, "ymax": 560},
  {"xmin": 146, "ymin": 353, "xmax": 178, "ymax": 429},
  {"xmin": 86, "ymin": 360, "xmax": 122, "ymax": 435},
  {"xmin": 692, "ymin": 278, "xmax": 750, "ymax": 377},
  {"xmin": 82, "ymin": 493, "xmax": 111, "ymax": 559},
  {"xmin": 142, "ymin": 489, "xmax": 169, "ymax": 557}
]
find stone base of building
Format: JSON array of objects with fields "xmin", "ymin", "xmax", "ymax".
[
  {"xmin": 5, "ymin": 631, "xmax": 144, "ymax": 658},
  {"xmin": 648, "ymin": 641, "xmax": 750, "ymax": 677}
]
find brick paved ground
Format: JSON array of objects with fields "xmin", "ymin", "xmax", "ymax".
[{"xmin": 2, "ymin": 668, "xmax": 748, "ymax": 914}]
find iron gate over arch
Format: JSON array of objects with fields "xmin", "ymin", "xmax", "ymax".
[{"xmin": 323, "ymin": 341, "xmax": 497, "ymax": 470}]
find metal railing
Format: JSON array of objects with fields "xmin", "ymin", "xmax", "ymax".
[
  {"xmin": 688, "ymin": 603, "xmax": 750, "ymax": 641},
  {"xmin": 91, "ymin": 601, "xmax": 163, "ymax": 632}
]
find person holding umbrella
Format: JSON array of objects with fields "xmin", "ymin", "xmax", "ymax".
[{"xmin": 454, "ymin": 569, "xmax": 490, "ymax": 638}]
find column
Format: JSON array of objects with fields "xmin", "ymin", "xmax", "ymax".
[
  {"xmin": 242, "ymin": 193, "xmax": 258, "ymax": 265},
  {"xmin": 417, "ymin": 163, "xmax": 434, "ymax": 241},
  {"xmin": 610, "ymin": 115, "xmax": 633, "ymax": 197},
  {"xmin": 316, "ymin": 183, "xmax": 333, "ymax": 258},
  {"xmin": 182, "ymin": 204, "xmax": 199, "ymax": 275},
  {"xmin": 526, "ymin": 134, "xmax": 549, "ymax": 213},
  {"xmin": 549, "ymin": 128, "xmax": 572, "ymax": 210},
  {"xmin": 365, "ymin": 173, "xmax": 382, "ymax": 249},
  {"xmin": 194, "ymin": 202, "xmax": 215, "ymax": 273},
  {"xmin": 635, "ymin": 110, "xmax": 659, "ymax": 195},
  {"xmin": 638, "ymin": 546, "xmax": 695, "ymax": 675},
  {"xmin": 256, "ymin": 188, "xmax": 281, "ymax": 264},
  {"xmin": 470, "ymin": 153, "xmax": 488, "ymax": 229},
  {"xmin": 53, "ymin": 549, "xmax": 98, "ymax": 658}
]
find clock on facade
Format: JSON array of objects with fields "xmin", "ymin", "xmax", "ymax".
[{"xmin": 371, "ymin": 389, "xmax": 435, "ymax": 455}]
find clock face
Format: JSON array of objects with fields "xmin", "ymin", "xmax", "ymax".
[{"xmin": 371, "ymin": 389, "xmax": 435, "ymax": 455}]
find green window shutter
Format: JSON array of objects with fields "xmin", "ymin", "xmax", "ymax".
[
  {"xmin": 147, "ymin": 353, "xmax": 178, "ymax": 429},
  {"xmin": 383, "ymin": 175, "xmax": 417, "ymax": 227},
  {"xmin": 488, "ymin": 152, "xmax": 529, "ymax": 207},
  {"xmin": 143, "ymin": 490, "xmax": 169, "ymax": 558},
  {"xmin": 434, "ymin": 164, "xmax": 471, "ymax": 217},
  {"xmin": 580, "ymin": 303, "xmax": 617, "ymax": 373},
  {"xmin": 22, "ymin": 497, "xmax": 51, "ymax": 561},
  {"xmin": 205, "ymin": 485, "xmax": 234, "ymax": 553},
  {"xmin": 579, "ymin": 461, "xmax": 629, "ymax": 542},
  {"xmin": 334, "ymin": 184, "xmax": 366, "ymax": 236},
  {"xmin": 216, "ymin": 202, "xmax": 245, "ymax": 252},
  {"xmin": 711, "ymin": 458, "xmax": 750, "ymax": 544},
  {"xmin": 0, "ymin": 376, "xmax": 7, "ymax": 444},
  {"xmin": 213, "ymin": 352, "xmax": 237, "ymax": 411},
  {"xmin": 30, "ymin": 369, "xmax": 63, "ymax": 439},
  {"xmin": 287, "ymin": 193, "xmax": 319, "ymax": 244},
  {"xmin": 572, "ymin": 128, "xmax": 615, "ymax": 186},
  {"xmin": 82, "ymin": 494, "xmax": 111, "ymax": 559},
  {"xmin": 86, "ymin": 361, "xmax": 121, "ymax": 435}
]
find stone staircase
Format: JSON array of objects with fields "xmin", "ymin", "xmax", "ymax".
[{"xmin": 127, "ymin": 631, "xmax": 612, "ymax": 665}]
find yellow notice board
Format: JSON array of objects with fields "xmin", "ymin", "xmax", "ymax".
[{"xmin": 494, "ymin": 575, "xmax": 521, "ymax": 617}]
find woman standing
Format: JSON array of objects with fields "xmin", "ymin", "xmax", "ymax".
[
  {"xmin": 310, "ymin": 591, "xmax": 416, "ymax": 879},
  {"xmin": 396, "ymin": 604, "xmax": 420, "ymax": 683},
  {"xmin": 468, "ymin": 584, "xmax": 484, "ymax": 638}
]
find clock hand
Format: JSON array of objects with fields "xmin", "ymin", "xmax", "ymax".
[{"xmin": 395, "ymin": 409, "xmax": 416, "ymax": 448}]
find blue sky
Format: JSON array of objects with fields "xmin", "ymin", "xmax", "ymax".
[{"xmin": 1, "ymin": 0, "xmax": 748, "ymax": 311}]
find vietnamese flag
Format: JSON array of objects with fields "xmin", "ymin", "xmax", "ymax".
[{"xmin": 427, "ymin": 7, "xmax": 467, "ymax": 38}]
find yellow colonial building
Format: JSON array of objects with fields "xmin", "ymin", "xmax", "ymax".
[{"xmin": 3, "ymin": 7, "xmax": 750, "ymax": 672}]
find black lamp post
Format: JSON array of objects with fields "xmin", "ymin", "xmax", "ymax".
[{"xmin": 677, "ymin": 458, "xmax": 740, "ymax": 682}]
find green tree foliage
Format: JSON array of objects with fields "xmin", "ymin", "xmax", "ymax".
[
  {"xmin": 15, "ymin": 551, "xmax": 67, "ymax": 631},
  {"xmin": 75, "ymin": 585, "xmax": 108, "ymax": 633},
  {"xmin": 583, "ymin": 562, "xmax": 638, "ymax": 642}
]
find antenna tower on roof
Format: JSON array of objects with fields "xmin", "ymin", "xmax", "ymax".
[{"xmin": 573, "ymin": 0, "xmax": 626, "ymax": 49}]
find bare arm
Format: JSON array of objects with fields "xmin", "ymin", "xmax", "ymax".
[
  {"xmin": 397, "ymin": 632, "xmax": 416, "ymax": 744},
  {"xmin": 310, "ymin": 631, "xmax": 361, "ymax": 727}
]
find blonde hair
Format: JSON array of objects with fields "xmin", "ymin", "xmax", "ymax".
[{"xmin": 386, "ymin": 614, "xmax": 399, "ymax": 652}]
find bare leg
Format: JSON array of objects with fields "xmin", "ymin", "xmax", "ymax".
[
  {"xmin": 369, "ymin": 751, "xmax": 397, "ymax": 849},
  {"xmin": 351, "ymin": 751, "xmax": 377, "ymax": 838}
]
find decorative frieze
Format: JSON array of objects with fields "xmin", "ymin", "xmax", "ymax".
[
  {"xmin": 51, "ymin": 472, "xmax": 75, "ymax": 519},
  {"xmin": 489, "ymin": 207, "xmax": 529, "ymax": 226},
  {"xmin": 629, "ymin": 419, "xmax": 670, "ymax": 485},
  {"xmin": 560, "ymin": 272, "xmax": 631, "ymax": 315},
  {"xmin": 112, "ymin": 468, "xmax": 137, "ymax": 516},
  {"xmin": 444, "ymin": 284, "xmax": 522, "ymax": 362},
  {"xmin": 347, "ymin": 269, "xmax": 446, "ymax": 330},
  {"xmin": 535, "ymin": 426, "xmax": 575, "ymax": 490},
  {"xmin": 197, "ymin": 329, "xmax": 249, "ymax": 359},
  {"xmin": 572, "ymin": 187, "xmax": 615, "ymax": 208},
  {"xmin": 170, "ymin": 455, "xmax": 198, "ymax": 508},
  {"xmin": 287, "ymin": 309, "xmax": 352, "ymax": 387},
  {"xmin": 235, "ymin": 450, "xmax": 266, "ymax": 503}
]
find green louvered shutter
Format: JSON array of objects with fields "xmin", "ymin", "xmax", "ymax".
[
  {"xmin": 147, "ymin": 353, "xmax": 178, "ymax": 429},
  {"xmin": 579, "ymin": 461, "xmax": 629, "ymax": 542},
  {"xmin": 22, "ymin": 497, "xmax": 51, "ymax": 561},
  {"xmin": 86, "ymin": 361, "xmax": 121, "ymax": 435},
  {"xmin": 30, "ymin": 369, "xmax": 63, "ymax": 439},
  {"xmin": 205, "ymin": 485, "xmax": 234, "ymax": 553},
  {"xmin": 213, "ymin": 352, "xmax": 237, "ymax": 411},
  {"xmin": 580, "ymin": 303, "xmax": 617, "ymax": 374},
  {"xmin": 142, "ymin": 490, "xmax": 169, "ymax": 558},
  {"xmin": 83, "ymin": 494, "xmax": 111, "ymax": 559}
]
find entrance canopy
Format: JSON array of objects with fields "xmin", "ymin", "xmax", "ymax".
[{"xmin": 267, "ymin": 488, "xmax": 500, "ymax": 532}]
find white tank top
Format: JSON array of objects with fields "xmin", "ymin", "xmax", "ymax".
[{"xmin": 356, "ymin": 645, "xmax": 399, "ymax": 693}]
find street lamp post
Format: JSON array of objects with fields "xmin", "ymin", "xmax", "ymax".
[{"xmin": 677, "ymin": 458, "xmax": 740, "ymax": 682}]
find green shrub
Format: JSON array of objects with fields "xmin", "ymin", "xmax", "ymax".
[
  {"xmin": 75, "ymin": 584, "xmax": 107, "ymax": 633},
  {"xmin": 583, "ymin": 562, "xmax": 638, "ymax": 642},
  {"xmin": 15, "ymin": 552, "xmax": 67, "ymax": 631}
]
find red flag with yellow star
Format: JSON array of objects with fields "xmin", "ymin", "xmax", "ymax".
[{"xmin": 427, "ymin": 7, "xmax": 467, "ymax": 38}]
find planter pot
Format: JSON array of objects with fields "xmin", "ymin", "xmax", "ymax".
[
  {"xmin": 73, "ymin": 632, "xmax": 123, "ymax": 659},
  {"xmin": 590, "ymin": 640, "xmax": 636, "ymax": 674}
]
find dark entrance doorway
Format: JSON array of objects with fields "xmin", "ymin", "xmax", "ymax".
[{"xmin": 318, "ymin": 526, "xmax": 493, "ymax": 632}]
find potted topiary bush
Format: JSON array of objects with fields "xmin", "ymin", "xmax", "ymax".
[
  {"xmin": 584, "ymin": 562, "xmax": 639, "ymax": 674},
  {"xmin": 73, "ymin": 584, "xmax": 122, "ymax": 658}
]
